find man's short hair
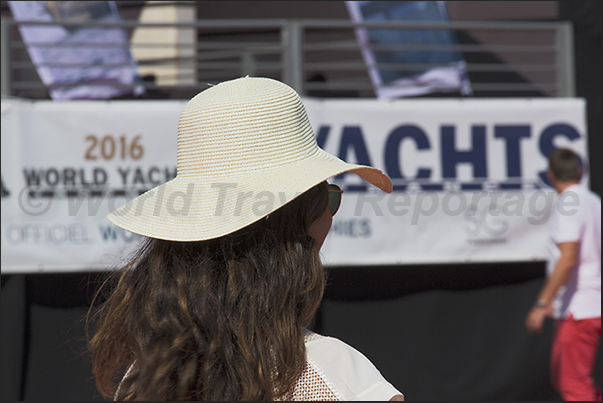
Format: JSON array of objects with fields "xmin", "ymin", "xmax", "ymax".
[{"xmin": 548, "ymin": 148, "xmax": 582, "ymax": 182}]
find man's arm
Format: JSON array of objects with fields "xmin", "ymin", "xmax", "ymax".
[{"xmin": 525, "ymin": 242, "xmax": 580, "ymax": 334}]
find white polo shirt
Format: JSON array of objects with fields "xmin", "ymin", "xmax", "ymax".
[{"xmin": 547, "ymin": 183, "xmax": 601, "ymax": 320}]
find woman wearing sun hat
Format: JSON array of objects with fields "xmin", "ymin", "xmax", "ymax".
[{"xmin": 88, "ymin": 77, "xmax": 403, "ymax": 401}]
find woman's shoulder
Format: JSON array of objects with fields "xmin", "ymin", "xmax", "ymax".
[
  {"xmin": 303, "ymin": 329, "xmax": 382, "ymax": 372},
  {"xmin": 302, "ymin": 330, "xmax": 402, "ymax": 401},
  {"xmin": 303, "ymin": 329, "xmax": 371, "ymax": 360},
  {"xmin": 303, "ymin": 329, "xmax": 384, "ymax": 367}
]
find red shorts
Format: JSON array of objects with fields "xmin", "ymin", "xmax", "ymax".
[{"xmin": 552, "ymin": 314, "xmax": 601, "ymax": 401}]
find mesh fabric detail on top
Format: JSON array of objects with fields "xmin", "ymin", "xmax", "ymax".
[{"xmin": 275, "ymin": 331, "xmax": 343, "ymax": 401}]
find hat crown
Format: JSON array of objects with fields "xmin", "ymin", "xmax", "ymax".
[{"xmin": 176, "ymin": 77, "xmax": 319, "ymax": 177}]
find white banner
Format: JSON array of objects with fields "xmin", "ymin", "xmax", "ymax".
[
  {"xmin": 308, "ymin": 98, "xmax": 588, "ymax": 265},
  {"xmin": 0, "ymin": 98, "xmax": 588, "ymax": 273}
]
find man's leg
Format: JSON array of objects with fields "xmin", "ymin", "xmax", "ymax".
[{"xmin": 551, "ymin": 315, "xmax": 601, "ymax": 401}]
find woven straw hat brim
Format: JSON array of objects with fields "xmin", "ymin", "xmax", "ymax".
[
  {"xmin": 107, "ymin": 148, "xmax": 391, "ymax": 242},
  {"xmin": 106, "ymin": 76, "xmax": 393, "ymax": 241}
]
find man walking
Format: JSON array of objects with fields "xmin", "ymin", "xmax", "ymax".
[{"xmin": 525, "ymin": 148, "xmax": 601, "ymax": 401}]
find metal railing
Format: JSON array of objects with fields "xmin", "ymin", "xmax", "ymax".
[{"xmin": 0, "ymin": 18, "xmax": 575, "ymax": 99}]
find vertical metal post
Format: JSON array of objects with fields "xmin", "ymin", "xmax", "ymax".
[
  {"xmin": 1, "ymin": 18, "xmax": 13, "ymax": 98},
  {"xmin": 556, "ymin": 22, "xmax": 575, "ymax": 97},
  {"xmin": 241, "ymin": 51, "xmax": 256, "ymax": 77},
  {"xmin": 282, "ymin": 19, "xmax": 303, "ymax": 94}
]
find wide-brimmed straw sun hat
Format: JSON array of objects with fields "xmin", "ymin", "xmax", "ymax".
[{"xmin": 107, "ymin": 76, "xmax": 392, "ymax": 241}]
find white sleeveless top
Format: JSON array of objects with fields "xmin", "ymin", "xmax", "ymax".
[
  {"xmin": 117, "ymin": 330, "xmax": 402, "ymax": 401},
  {"xmin": 277, "ymin": 330, "xmax": 402, "ymax": 401}
]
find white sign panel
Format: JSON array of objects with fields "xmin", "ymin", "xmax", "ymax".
[
  {"xmin": 1, "ymin": 99, "xmax": 184, "ymax": 272},
  {"xmin": 0, "ymin": 98, "xmax": 588, "ymax": 273},
  {"xmin": 305, "ymin": 98, "xmax": 588, "ymax": 265}
]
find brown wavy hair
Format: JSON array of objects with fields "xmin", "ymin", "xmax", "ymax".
[{"xmin": 87, "ymin": 182, "xmax": 329, "ymax": 400}]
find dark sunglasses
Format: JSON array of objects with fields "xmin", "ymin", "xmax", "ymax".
[{"xmin": 327, "ymin": 184, "xmax": 344, "ymax": 216}]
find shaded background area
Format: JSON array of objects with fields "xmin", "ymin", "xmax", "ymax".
[
  {"xmin": 1, "ymin": 1, "xmax": 601, "ymax": 400},
  {"xmin": 2, "ymin": 263, "xmax": 601, "ymax": 400},
  {"xmin": 319, "ymin": 265, "xmax": 563, "ymax": 401}
]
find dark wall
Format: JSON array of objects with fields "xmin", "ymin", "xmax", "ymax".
[
  {"xmin": 317, "ymin": 261, "xmax": 602, "ymax": 401},
  {"xmin": 558, "ymin": 0, "xmax": 602, "ymax": 197},
  {"xmin": 1, "ymin": 274, "xmax": 101, "ymax": 401},
  {"xmin": 320, "ymin": 270, "xmax": 561, "ymax": 400},
  {"xmin": 2, "ymin": 264, "xmax": 601, "ymax": 401},
  {"xmin": 1, "ymin": 1, "xmax": 600, "ymax": 401}
]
